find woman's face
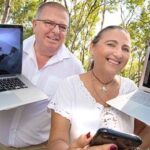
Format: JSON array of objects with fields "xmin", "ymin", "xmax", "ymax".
[{"xmin": 91, "ymin": 29, "xmax": 131, "ymax": 75}]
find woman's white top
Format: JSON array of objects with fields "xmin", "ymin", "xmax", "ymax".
[{"xmin": 48, "ymin": 75, "xmax": 137, "ymax": 142}]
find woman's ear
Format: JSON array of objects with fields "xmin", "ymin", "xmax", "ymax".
[
  {"xmin": 90, "ymin": 43, "xmax": 94, "ymax": 56},
  {"xmin": 32, "ymin": 19, "xmax": 37, "ymax": 34}
]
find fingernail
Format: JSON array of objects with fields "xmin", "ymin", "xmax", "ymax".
[
  {"xmin": 86, "ymin": 132, "xmax": 91, "ymax": 138},
  {"xmin": 110, "ymin": 145, "xmax": 117, "ymax": 150}
]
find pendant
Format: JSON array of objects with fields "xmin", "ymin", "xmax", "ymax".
[{"xmin": 101, "ymin": 86, "xmax": 107, "ymax": 92}]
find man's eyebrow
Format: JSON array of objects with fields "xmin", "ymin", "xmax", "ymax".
[{"xmin": 38, "ymin": 19, "xmax": 68, "ymax": 27}]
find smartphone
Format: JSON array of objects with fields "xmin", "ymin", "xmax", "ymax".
[{"xmin": 89, "ymin": 128, "xmax": 142, "ymax": 150}]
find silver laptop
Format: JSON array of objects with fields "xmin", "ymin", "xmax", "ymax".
[
  {"xmin": 107, "ymin": 44, "xmax": 150, "ymax": 125},
  {"xmin": 0, "ymin": 24, "xmax": 48, "ymax": 111}
]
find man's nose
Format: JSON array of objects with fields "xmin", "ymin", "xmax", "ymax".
[{"xmin": 52, "ymin": 24, "xmax": 60, "ymax": 33}]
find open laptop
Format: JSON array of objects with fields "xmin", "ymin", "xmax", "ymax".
[
  {"xmin": 0, "ymin": 24, "xmax": 48, "ymax": 111},
  {"xmin": 107, "ymin": 44, "xmax": 150, "ymax": 125}
]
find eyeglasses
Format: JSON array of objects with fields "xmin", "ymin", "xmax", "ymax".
[{"xmin": 36, "ymin": 19, "xmax": 68, "ymax": 32}]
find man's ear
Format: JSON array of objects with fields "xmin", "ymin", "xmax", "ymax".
[{"xmin": 32, "ymin": 20, "xmax": 37, "ymax": 33}]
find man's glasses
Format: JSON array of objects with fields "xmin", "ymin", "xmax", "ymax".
[{"xmin": 36, "ymin": 19, "xmax": 68, "ymax": 32}]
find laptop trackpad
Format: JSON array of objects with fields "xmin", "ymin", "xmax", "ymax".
[{"xmin": 0, "ymin": 92, "xmax": 21, "ymax": 110}]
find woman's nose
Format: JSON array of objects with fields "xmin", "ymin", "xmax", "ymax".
[{"xmin": 113, "ymin": 47, "xmax": 123, "ymax": 59}]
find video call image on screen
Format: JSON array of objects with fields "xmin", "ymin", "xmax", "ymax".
[
  {"xmin": 143, "ymin": 52, "xmax": 150, "ymax": 88},
  {"xmin": 0, "ymin": 27, "xmax": 22, "ymax": 75}
]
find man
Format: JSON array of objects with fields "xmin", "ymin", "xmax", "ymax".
[{"xmin": 0, "ymin": 2, "xmax": 83, "ymax": 150}]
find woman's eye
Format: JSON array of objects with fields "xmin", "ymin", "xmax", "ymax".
[
  {"xmin": 107, "ymin": 43, "xmax": 115, "ymax": 47},
  {"xmin": 123, "ymin": 47, "xmax": 130, "ymax": 52}
]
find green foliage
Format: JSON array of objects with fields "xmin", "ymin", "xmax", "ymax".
[
  {"xmin": 64, "ymin": 0, "xmax": 120, "ymax": 69},
  {"xmin": 0, "ymin": 0, "xmax": 149, "ymax": 84},
  {"xmin": 0, "ymin": 0, "xmax": 5, "ymax": 21},
  {"xmin": 12, "ymin": 0, "xmax": 44, "ymax": 39},
  {"xmin": 124, "ymin": 2, "xmax": 150, "ymax": 84},
  {"xmin": 0, "ymin": 0, "xmax": 43, "ymax": 39}
]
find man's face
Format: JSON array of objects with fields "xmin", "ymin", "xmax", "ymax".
[{"xmin": 32, "ymin": 6, "xmax": 69, "ymax": 57}]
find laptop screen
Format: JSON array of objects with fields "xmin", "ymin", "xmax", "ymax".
[
  {"xmin": 140, "ymin": 46, "xmax": 150, "ymax": 91},
  {"xmin": 143, "ymin": 48, "xmax": 150, "ymax": 88},
  {"xmin": 0, "ymin": 24, "xmax": 23, "ymax": 75}
]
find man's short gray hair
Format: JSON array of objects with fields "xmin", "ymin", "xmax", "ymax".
[{"xmin": 35, "ymin": 1, "xmax": 69, "ymax": 19}]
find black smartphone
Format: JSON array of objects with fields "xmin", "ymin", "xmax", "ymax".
[{"xmin": 89, "ymin": 128, "xmax": 142, "ymax": 150}]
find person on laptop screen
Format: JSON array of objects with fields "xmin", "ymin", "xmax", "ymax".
[
  {"xmin": 0, "ymin": 2, "xmax": 83, "ymax": 150},
  {"xmin": 0, "ymin": 29, "xmax": 21, "ymax": 75},
  {"xmin": 0, "ymin": 46, "xmax": 21, "ymax": 74}
]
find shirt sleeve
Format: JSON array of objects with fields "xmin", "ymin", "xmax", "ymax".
[{"xmin": 47, "ymin": 78, "xmax": 74, "ymax": 120}]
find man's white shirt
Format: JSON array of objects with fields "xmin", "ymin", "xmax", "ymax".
[{"xmin": 0, "ymin": 35, "xmax": 83, "ymax": 147}]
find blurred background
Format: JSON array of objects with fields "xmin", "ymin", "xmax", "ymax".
[{"xmin": 0, "ymin": 0, "xmax": 150, "ymax": 85}]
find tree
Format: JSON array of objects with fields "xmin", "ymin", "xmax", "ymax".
[
  {"xmin": 1, "ymin": 0, "xmax": 11, "ymax": 23},
  {"xmin": 0, "ymin": 0, "xmax": 44, "ymax": 38},
  {"xmin": 119, "ymin": 0, "xmax": 150, "ymax": 84},
  {"xmin": 54, "ymin": 0, "xmax": 120, "ymax": 69},
  {"xmin": 0, "ymin": 0, "xmax": 149, "ymax": 84}
]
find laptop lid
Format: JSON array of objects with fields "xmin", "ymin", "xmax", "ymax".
[
  {"xmin": 139, "ymin": 45, "xmax": 150, "ymax": 92},
  {"xmin": 0, "ymin": 24, "xmax": 23, "ymax": 76}
]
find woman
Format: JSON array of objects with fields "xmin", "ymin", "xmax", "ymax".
[{"xmin": 48, "ymin": 25, "xmax": 150, "ymax": 150}]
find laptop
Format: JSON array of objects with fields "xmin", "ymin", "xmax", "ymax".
[
  {"xmin": 107, "ymin": 44, "xmax": 150, "ymax": 125},
  {"xmin": 0, "ymin": 24, "xmax": 48, "ymax": 111}
]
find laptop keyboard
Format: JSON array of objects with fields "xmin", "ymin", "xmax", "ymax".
[
  {"xmin": 0, "ymin": 77, "xmax": 28, "ymax": 92},
  {"xmin": 130, "ymin": 90, "xmax": 150, "ymax": 106}
]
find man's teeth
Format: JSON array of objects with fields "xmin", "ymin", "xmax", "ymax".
[{"xmin": 48, "ymin": 36, "xmax": 58, "ymax": 40}]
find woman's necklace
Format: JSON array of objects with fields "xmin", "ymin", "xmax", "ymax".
[
  {"xmin": 91, "ymin": 72, "xmax": 109, "ymax": 107},
  {"xmin": 91, "ymin": 69, "xmax": 114, "ymax": 92}
]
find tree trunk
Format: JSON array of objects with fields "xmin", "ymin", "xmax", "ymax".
[{"xmin": 1, "ymin": 0, "xmax": 11, "ymax": 23}]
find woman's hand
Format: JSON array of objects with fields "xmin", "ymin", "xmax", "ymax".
[{"xmin": 68, "ymin": 133, "xmax": 117, "ymax": 150}]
